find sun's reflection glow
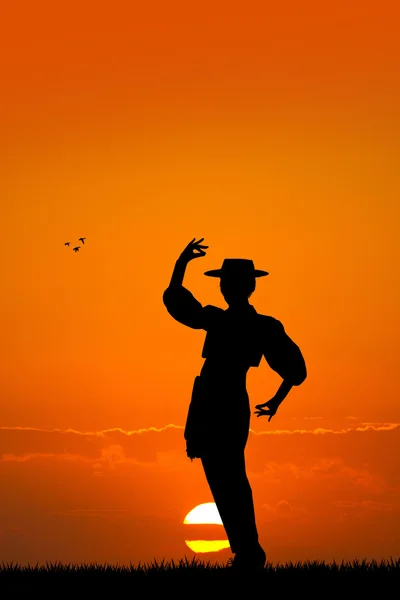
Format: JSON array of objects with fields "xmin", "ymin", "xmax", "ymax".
[{"xmin": 185, "ymin": 540, "xmax": 230, "ymax": 553}]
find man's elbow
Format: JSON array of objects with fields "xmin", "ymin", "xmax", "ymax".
[
  {"xmin": 290, "ymin": 366, "xmax": 307, "ymax": 386},
  {"xmin": 163, "ymin": 287, "xmax": 175, "ymax": 310},
  {"xmin": 162, "ymin": 288, "xmax": 177, "ymax": 320},
  {"xmin": 162, "ymin": 288, "xmax": 170, "ymax": 307}
]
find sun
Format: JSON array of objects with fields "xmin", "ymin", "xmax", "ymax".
[
  {"xmin": 185, "ymin": 540, "xmax": 230, "ymax": 553},
  {"xmin": 183, "ymin": 502, "xmax": 230, "ymax": 554},
  {"xmin": 184, "ymin": 502, "xmax": 223, "ymax": 525}
]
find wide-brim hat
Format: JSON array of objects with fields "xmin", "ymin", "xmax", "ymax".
[{"xmin": 204, "ymin": 258, "xmax": 269, "ymax": 278}]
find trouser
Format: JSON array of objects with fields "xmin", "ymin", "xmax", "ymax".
[{"xmin": 200, "ymin": 449, "xmax": 259, "ymax": 555}]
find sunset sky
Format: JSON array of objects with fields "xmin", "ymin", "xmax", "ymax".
[{"xmin": 1, "ymin": 1, "xmax": 400, "ymax": 565}]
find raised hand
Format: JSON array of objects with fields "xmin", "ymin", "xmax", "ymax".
[
  {"xmin": 178, "ymin": 238, "xmax": 208, "ymax": 263},
  {"xmin": 254, "ymin": 398, "xmax": 280, "ymax": 421}
]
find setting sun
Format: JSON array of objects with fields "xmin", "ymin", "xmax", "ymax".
[
  {"xmin": 184, "ymin": 503, "xmax": 229, "ymax": 553},
  {"xmin": 184, "ymin": 503, "xmax": 223, "ymax": 525},
  {"xmin": 185, "ymin": 540, "xmax": 230, "ymax": 553}
]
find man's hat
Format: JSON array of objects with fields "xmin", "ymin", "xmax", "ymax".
[{"xmin": 204, "ymin": 258, "xmax": 269, "ymax": 278}]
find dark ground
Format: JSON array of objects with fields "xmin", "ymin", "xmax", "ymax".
[{"xmin": 1, "ymin": 558, "xmax": 399, "ymax": 597}]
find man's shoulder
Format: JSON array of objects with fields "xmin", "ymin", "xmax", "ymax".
[
  {"xmin": 256, "ymin": 313, "xmax": 285, "ymax": 331},
  {"xmin": 204, "ymin": 304, "xmax": 225, "ymax": 315}
]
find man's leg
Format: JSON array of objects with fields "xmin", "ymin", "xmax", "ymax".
[{"xmin": 201, "ymin": 449, "xmax": 259, "ymax": 555}]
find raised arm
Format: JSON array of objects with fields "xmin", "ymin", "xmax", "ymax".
[{"xmin": 163, "ymin": 238, "xmax": 209, "ymax": 329}]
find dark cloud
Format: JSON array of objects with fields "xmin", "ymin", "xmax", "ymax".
[
  {"xmin": 0, "ymin": 422, "xmax": 399, "ymax": 564},
  {"xmin": 1, "ymin": 423, "xmax": 399, "ymax": 478}
]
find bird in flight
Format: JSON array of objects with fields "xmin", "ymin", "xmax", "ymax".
[
  {"xmin": 79, "ymin": 237, "xmax": 86, "ymax": 244},
  {"xmin": 64, "ymin": 242, "xmax": 71, "ymax": 246},
  {"xmin": 73, "ymin": 246, "xmax": 81, "ymax": 252}
]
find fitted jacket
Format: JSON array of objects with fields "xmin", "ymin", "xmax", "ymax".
[{"xmin": 163, "ymin": 285, "xmax": 307, "ymax": 386}]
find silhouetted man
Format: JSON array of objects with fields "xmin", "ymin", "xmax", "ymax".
[{"xmin": 163, "ymin": 238, "xmax": 307, "ymax": 570}]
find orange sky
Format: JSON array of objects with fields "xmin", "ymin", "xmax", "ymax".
[{"xmin": 1, "ymin": 1, "xmax": 400, "ymax": 565}]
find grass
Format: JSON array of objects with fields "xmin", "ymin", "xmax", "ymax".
[{"xmin": 1, "ymin": 557, "xmax": 399, "ymax": 595}]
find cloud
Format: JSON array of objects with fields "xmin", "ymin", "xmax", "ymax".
[
  {"xmin": 0, "ymin": 424, "xmax": 184, "ymax": 465},
  {"xmin": 284, "ymin": 458, "xmax": 389, "ymax": 492},
  {"xmin": 0, "ymin": 422, "xmax": 399, "ymax": 564},
  {"xmin": 246, "ymin": 423, "xmax": 400, "ymax": 486},
  {"xmin": 1, "ymin": 423, "xmax": 399, "ymax": 479},
  {"xmin": 250, "ymin": 423, "xmax": 400, "ymax": 435},
  {"xmin": 262, "ymin": 499, "xmax": 308, "ymax": 522},
  {"xmin": 2, "ymin": 422, "xmax": 399, "ymax": 514},
  {"xmin": 1, "ymin": 423, "xmax": 399, "ymax": 505}
]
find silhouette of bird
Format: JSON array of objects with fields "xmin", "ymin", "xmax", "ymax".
[
  {"xmin": 73, "ymin": 246, "xmax": 81, "ymax": 252},
  {"xmin": 64, "ymin": 242, "xmax": 70, "ymax": 246},
  {"xmin": 79, "ymin": 237, "xmax": 86, "ymax": 244}
]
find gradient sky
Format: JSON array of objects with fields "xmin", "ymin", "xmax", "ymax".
[{"xmin": 1, "ymin": 1, "xmax": 400, "ymax": 565}]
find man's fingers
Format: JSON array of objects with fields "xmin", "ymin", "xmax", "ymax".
[{"xmin": 254, "ymin": 409, "xmax": 272, "ymax": 418}]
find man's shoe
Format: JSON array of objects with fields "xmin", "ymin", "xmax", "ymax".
[{"xmin": 227, "ymin": 545, "xmax": 266, "ymax": 571}]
